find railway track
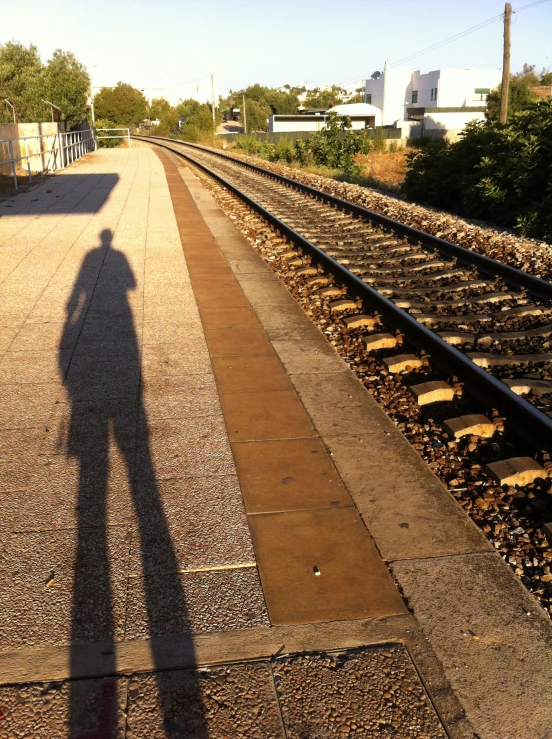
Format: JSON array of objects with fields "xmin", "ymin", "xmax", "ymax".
[
  {"xmin": 140, "ymin": 135, "xmax": 552, "ymax": 452},
  {"xmin": 135, "ymin": 134, "xmax": 552, "ymax": 615}
]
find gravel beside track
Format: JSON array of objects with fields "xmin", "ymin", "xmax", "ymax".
[
  {"xmin": 222, "ymin": 147, "xmax": 552, "ymax": 282},
  {"xmin": 162, "ymin": 149, "xmax": 552, "ymax": 617},
  {"xmin": 162, "ymin": 140, "xmax": 552, "ymax": 422}
]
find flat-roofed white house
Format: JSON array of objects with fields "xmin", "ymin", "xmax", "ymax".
[
  {"xmin": 268, "ymin": 103, "xmax": 381, "ymax": 133},
  {"xmin": 365, "ymin": 64, "xmax": 501, "ymax": 138}
]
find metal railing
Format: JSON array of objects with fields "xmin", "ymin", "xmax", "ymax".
[
  {"xmin": 0, "ymin": 129, "xmax": 96, "ymax": 190},
  {"xmin": 95, "ymin": 128, "xmax": 130, "ymax": 148}
]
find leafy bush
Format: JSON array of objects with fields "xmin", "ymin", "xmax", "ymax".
[
  {"xmin": 303, "ymin": 113, "xmax": 371, "ymax": 175},
  {"xmin": 94, "ymin": 119, "xmax": 123, "ymax": 148},
  {"xmin": 234, "ymin": 135, "xmax": 273, "ymax": 158},
  {"xmin": 402, "ymin": 101, "xmax": 552, "ymax": 241},
  {"xmin": 268, "ymin": 137, "xmax": 295, "ymax": 163},
  {"xmin": 293, "ymin": 137, "xmax": 313, "ymax": 167}
]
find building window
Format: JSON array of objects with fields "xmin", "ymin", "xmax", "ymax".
[
  {"xmin": 430, "ymin": 87, "xmax": 437, "ymax": 101},
  {"xmin": 412, "ymin": 90, "xmax": 418, "ymax": 104},
  {"xmin": 474, "ymin": 88, "xmax": 490, "ymax": 101},
  {"xmin": 366, "ymin": 93, "xmax": 372, "ymax": 104}
]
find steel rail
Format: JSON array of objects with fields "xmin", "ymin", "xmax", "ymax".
[
  {"xmin": 142, "ymin": 135, "xmax": 552, "ymax": 303},
  {"xmin": 140, "ymin": 135, "xmax": 552, "ymax": 450}
]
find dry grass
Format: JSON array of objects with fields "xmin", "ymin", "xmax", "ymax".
[{"xmin": 355, "ymin": 150, "xmax": 408, "ymax": 190}]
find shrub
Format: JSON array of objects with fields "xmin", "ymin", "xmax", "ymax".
[
  {"xmin": 234, "ymin": 135, "xmax": 274, "ymax": 158},
  {"xmin": 293, "ymin": 137, "xmax": 313, "ymax": 167},
  {"xmin": 269, "ymin": 137, "xmax": 295, "ymax": 163},
  {"xmin": 305, "ymin": 113, "xmax": 371, "ymax": 175},
  {"xmin": 402, "ymin": 101, "xmax": 552, "ymax": 241},
  {"xmin": 94, "ymin": 119, "xmax": 122, "ymax": 148}
]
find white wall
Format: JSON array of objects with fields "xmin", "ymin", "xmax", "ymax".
[
  {"xmin": 269, "ymin": 117, "xmax": 327, "ymax": 133},
  {"xmin": 437, "ymin": 69, "xmax": 501, "ymax": 107},
  {"xmin": 365, "ymin": 67, "xmax": 412, "ymax": 125},
  {"xmin": 410, "ymin": 69, "xmax": 440, "ymax": 107},
  {"xmin": 423, "ymin": 110, "xmax": 486, "ymax": 130},
  {"xmin": 367, "ymin": 67, "xmax": 502, "ymax": 125},
  {"xmin": 269, "ymin": 116, "xmax": 375, "ymax": 133},
  {"xmin": 410, "ymin": 68, "xmax": 502, "ymax": 109}
]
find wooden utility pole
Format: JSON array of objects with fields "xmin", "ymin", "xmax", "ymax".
[
  {"xmin": 242, "ymin": 94, "xmax": 247, "ymax": 134},
  {"xmin": 210, "ymin": 74, "xmax": 216, "ymax": 122},
  {"xmin": 499, "ymin": 2, "xmax": 512, "ymax": 124}
]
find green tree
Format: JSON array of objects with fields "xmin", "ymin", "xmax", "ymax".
[
  {"xmin": 0, "ymin": 41, "xmax": 44, "ymax": 123},
  {"xmin": 300, "ymin": 112, "xmax": 371, "ymax": 174},
  {"xmin": 304, "ymin": 85, "xmax": 344, "ymax": 109},
  {"xmin": 149, "ymin": 97, "xmax": 172, "ymax": 120},
  {"xmin": 244, "ymin": 99, "xmax": 271, "ymax": 132},
  {"xmin": 223, "ymin": 84, "xmax": 299, "ymax": 120},
  {"xmin": 175, "ymin": 98, "xmax": 215, "ymax": 141},
  {"xmin": 403, "ymin": 101, "xmax": 552, "ymax": 240},
  {"xmin": 42, "ymin": 50, "xmax": 89, "ymax": 128},
  {"xmin": 486, "ymin": 63, "xmax": 548, "ymax": 121},
  {"xmin": 94, "ymin": 82, "xmax": 147, "ymax": 127},
  {"xmin": 540, "ymin": 68, "xmax": 552, "ymax": 86}
]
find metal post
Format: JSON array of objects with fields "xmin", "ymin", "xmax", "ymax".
[
  {"xmin": 211, "ymin": 74, "xmax": 216, "ymax": 122},
  {"xmin": 24, "ymin": 138, "xmax": 32, "ymax": 182},
  {"xmin": 59, "ymin": 133, "xmax": 65, "ymax": 169},
  {"xmin": 8, "ymin": 140, "xmax": 18, "ymax": 190},
  {"xmin": 37, "ymin": 135, "xmax": 44, "ymax": 175},
  {"xmin": 242, "ymin": 94, "xmax": 247, "ymax": 134}
]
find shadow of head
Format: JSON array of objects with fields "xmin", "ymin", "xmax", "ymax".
[{"xmin": 100, "ymin": 228, "xmax": 113, "ymax": 249}]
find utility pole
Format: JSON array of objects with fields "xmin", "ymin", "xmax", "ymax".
[
  {"xmin": 242, "ymin": 94, "xmax": 247, "ymax": 134},
  {"xmin": 499, "ymin": 2, "xmax": 512, "ymax": 124},
  {"xmin": 211, "ymin": 74, "xmax": 216, "ymax": 122}
]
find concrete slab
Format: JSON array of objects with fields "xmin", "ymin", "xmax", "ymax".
[
  {"xmin": 125, "ymin": 567, "xmax": 269, "ymax": 638},
  {"xmin": 127, "ymin": 474, "xmax": 254, "ymax": 572},
  {"xmin": 324, "ymin": 433, "xmax": 490, "ymax": 561},
  {"xmin": 232, "ymin": 438, "xmax": 352, "ymax": 514},
  {"xmin": 273, "ymin": 646, "xmax": 447, "ymax": 738},
  {"xmin": 0, "ymin": 676, "xmax": 128, "ymax": 739},
  {"xmin": 125, "ymin": 663, "xmax": 283, "ymax": 738},
  {"xmin": 211, "ymin": 355, "xmax": 293, "ymax": 394},
  {"xmin": 0, "ymin": 528, "xmax": 131, "ymax": 649},
  {"xmin": 248, "ymin": 507, "xmax": 406, "ymax": 624},
  {"xmin": 204, "ymin": 327, "xmax": 275, "ymax": 357},
  {"xmin": 219, "ymin": 390, "xmax": 317, "ymax": 442},
  {"xmin": 393, "ymin": 553, "xmax": 552, "ymax": 739},
  {"xmin": 198, "ymin": 305, "xmax": 262, "ymax": 330}
]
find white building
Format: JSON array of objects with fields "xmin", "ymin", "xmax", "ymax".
[
  {"xmin": 365, "ymin": 64, "xmax": 501, "ymax": 137},
  {"xmin": 268, "ymin": 103, "xmax": 380, "ymax": 133}
]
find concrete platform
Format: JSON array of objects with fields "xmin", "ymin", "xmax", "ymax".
[{"xmin": 0, "ymin": 147, "xmax": 550, "ymax": 738}]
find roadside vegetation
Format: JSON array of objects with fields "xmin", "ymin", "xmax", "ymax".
[
  {"xmin": 403, "ymin": 99, "xmax": 552, "ymax": 241},
  {"xmin": 223, "ymin": 114, "xmax": 405, "ymax": 192}
]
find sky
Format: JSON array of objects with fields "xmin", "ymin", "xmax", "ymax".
[{"xmin": 1, "ymin": 0, "xmax": 551, "ymax": 103}]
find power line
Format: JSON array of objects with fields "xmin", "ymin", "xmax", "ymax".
[
  {"xmin": 174, "ymin": 74, "xmax": 211, "ymax": 88},
  {"xmin": 390, "ymin": 14, "xmax": 503, "ymax": 67},
  {"xmin": 342, "ymin": 0, "xmax": 551, "ymax": 84},
  {"xmin": 392, "ymin": 0, "xmax": 550, "ymax": 67}
]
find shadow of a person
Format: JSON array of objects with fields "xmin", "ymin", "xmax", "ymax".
[{"xmin": 61, "ymin": 229, "xmax": 203, "ymax": 737}]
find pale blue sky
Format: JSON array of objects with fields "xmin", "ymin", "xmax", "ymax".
[{"xmin": 2, "ymin": 0, "xmax": 551, "ymax": 102}]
